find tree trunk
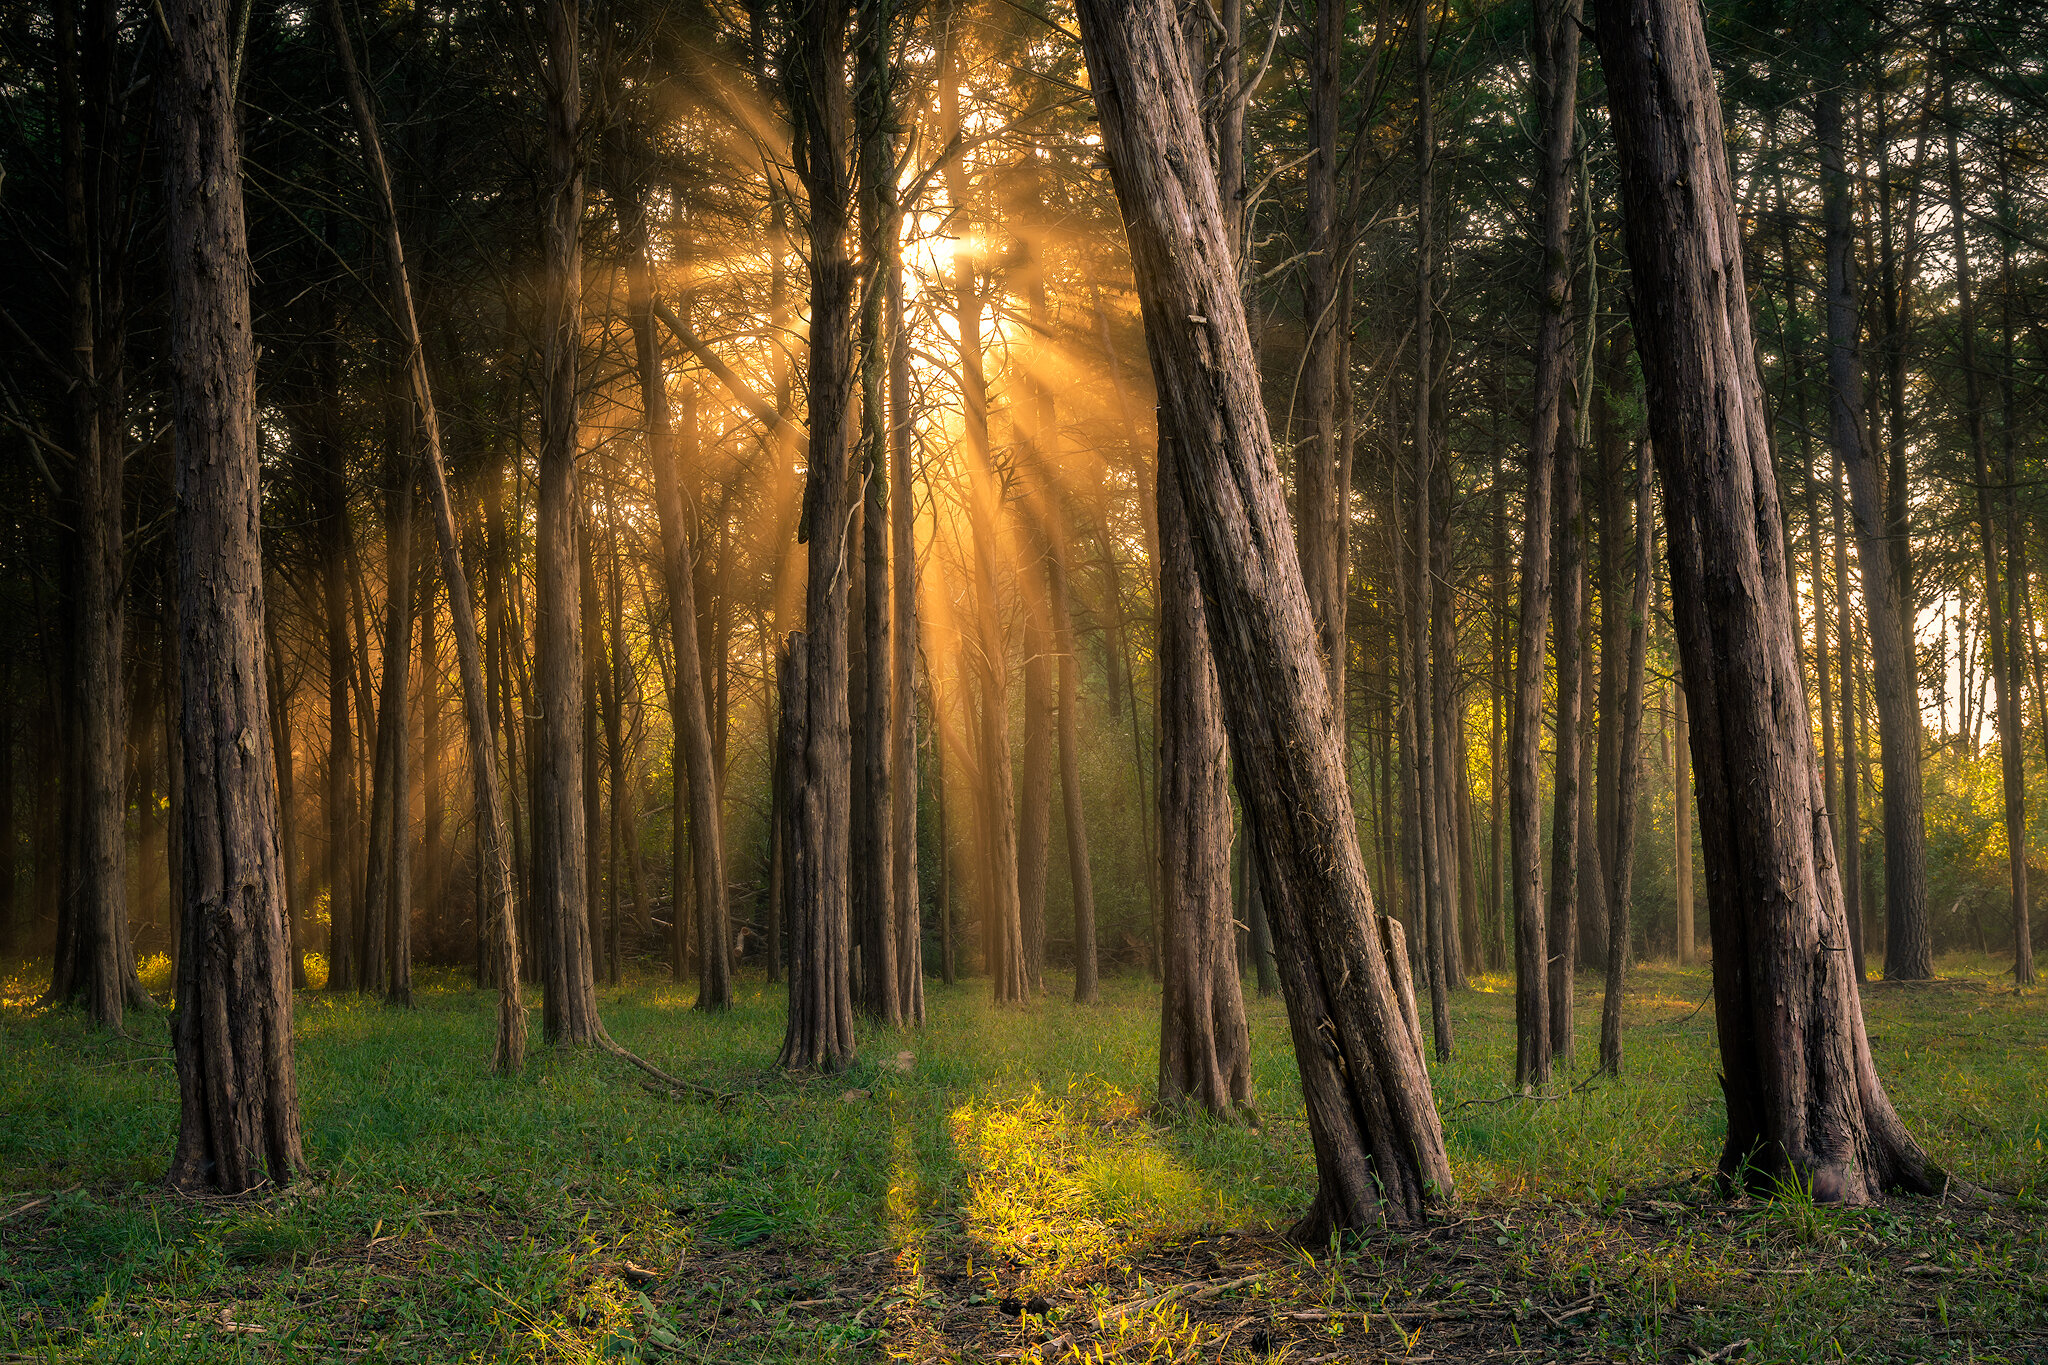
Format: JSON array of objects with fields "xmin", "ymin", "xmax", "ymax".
[
  {"xmin": 1593, "ymin": 0, "xmax": 1937, "ymax": 1199},
  {"xmin": 1598, "ymin": 449, "xmax": 1652, "ymax": 1073},
  {"xmin": 1156, "ymin": 433, "xmax": 1251, "ymax": 1116},
  {"xmin": 1816, "ymin": 43, "xmax": 1931, "ymax": 982},
  {"xmin": 1074, "ymin": 0, "xmax": 1451, "ymax": 1233},
  {"xmin": 533, "ymin": 0, "xmax": 602, "ymax": 1046},
  {"xmin": 361, "ymin": 417, "xmax": 413, "ymax": 1002},
  {"xmin": 1512, "ymin": 0, "xmax": 1579, "ymax": 1091},
  {"xmin": 162, "ymin": 0, "xmax": 306, "ymax": 1191},
  {"xmin": 1051, "ymin": 543, "xmax": 1099, "ymax": 1003},
  {"xmin": 1296, "ymin": 0, "xmax": 1346, "ymax": 722},
  {"xmin": 1017, "ymin": 571, "xmax": 1053, "ymax": 998},
  {"xmin": 1548, "ymin": 407, "xmax": 1586, "ymax": 1062},
  {"xmin": 780, "ymin": 0, "xmax": 858, "ymax": 1066},
  {"xmin": 886, "ymin": 122, "xmax": 923, "ymax": 1025},
  {"xmin": 53, "ymin": 0, "xmax": 145, "ymax": 1026},
  {"xmin": 1944, "ymin": 106, "xmax": 2029, "ymax": 989},
  {"xmin": 853, "ymin": 0, "xmax": 900, "ymax": 1024},
  {"xmin": 1674, "ymin": 676, "xmax": 1693, "ymax": 964}
]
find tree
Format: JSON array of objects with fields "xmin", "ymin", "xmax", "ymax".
[
  {"xmin": 161, "ymin": 0, "xmax": 306, "ymax": 1193},
  {"xmin": 1510, "ymin": 0, "xmax": 1581, "ymax": 1091},
  {"xmin": 1074, "ymin": 0, "xmax": 1450, "ymax": 1233},
  {"xmin": 1814, "ymin": 17, "xmax": 1931, "ymax": 982},
  {"xmin": 1593, "ymin": 0, "xmax": 1938, "ymax": 1199},
  {"xmin": 533, "ymin": 0, "xmax": 603, "ymax": 1045},
  {"xmin": 780, "ymin": 0, "xmax": 859, "ymax": 1068}
]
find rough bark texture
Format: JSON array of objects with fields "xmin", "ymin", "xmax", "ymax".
[
  {"xmin": 1296, "ymin": 0, "xmax": 1347, "ymax": 720},
  {"xmin": 161, "ymin": 0, "xmax": 306, "ymax": 1192},
  {"xmin": 887, "ymin": 147, "xmax": 924, "ymax": 1022},
  {"xmin": 1155, "ymin": 434, "xmax": 1251, "ymax": 1117},
  {"xmin": 1594, "ymin": 0, "xmax": 1937, "ymax": 1200},
  {"xmin": 1512, "ymin": 0, "xmax": 1579, "ymax": 1091},
  {"xmin": 780, "ymin": 0, "xmax": 858, "ymax": 1066},
  {"xmin": 1074, "ymin": 0, "xmax": 1450, "ymax": 1234},
  {"xmin": 1815, "ymin": 50, "xmax": 1931, "ymax": 983},
  {"xmin": 534, "ymin": 0, "xmax": 602, "ymax": 1046}
]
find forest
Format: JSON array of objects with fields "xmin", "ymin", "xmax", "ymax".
[{"xmin": 0, "ymin": 0, "xmax": 2044, "ymax": 1356}]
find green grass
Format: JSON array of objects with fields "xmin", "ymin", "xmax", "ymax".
[{"xmin": 1, "ymin": 956, "xmax": 2043, "ymax": 1362}]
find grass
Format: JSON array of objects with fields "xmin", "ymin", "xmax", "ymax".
[{"xmin": 1, "ymin": 955, "xmax": 2043, "ymax": 1362}]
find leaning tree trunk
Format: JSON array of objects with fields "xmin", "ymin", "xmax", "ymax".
[
  {"xmin": 1074, "ymin": 0, "xmax": 1450, "ymax": 1235},
  {"xmin": 1814, "ymin": 45, "xmax": 1931, "ymax": 983},
  {"xmin": 327, "ymin": 0, "xmax": 524, "ymax": 1062},
  {"xmin": 1511, "ymin": 0, "xmax": 1579, "ymax": 1091},
  {"xmin": 1594, "ymin": 0, "xmax": 1938, "ymax": 1200},
  {"xmin": 1156, "ymin": 431, "xmax": 1252, "ymax": 1117},
  {"xmin": 780, "ymin": 0, "xmax": 858, "ymax": 1067},
  {"xmin": 161, "ymin": 0, "xmax": 306, "ymax": 1192},
  {"xmin": 622, "ymin": 265, "xmax": 731, "ymax": 1010},
  {"xmin": 533, "ymin": 0, "xmax": 602, "ymax": 1046}
]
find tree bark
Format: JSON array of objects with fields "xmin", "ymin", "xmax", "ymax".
[
  {"xmin": 780, "ymin": 0, "xmax": 858, "ymax": 1066},
  {"xmin": 1074, "ymin": 0, "xmax": 1451, "ymax": 1233},
  {"xmin": 1593, "ymin": 0, "xmax": 1937, "ymax": 1199},
  {"xmin": 1296, "ymin": 0, "xmax": 1347, "ymax": 721},
  {"xmin": 161, "ymin": 0, "xmax": 306, "ymax": 1191},
  {"xmin": 1156, "ymin": 433, "xmax": 1251, "ymax": 1116},
  {"xmin": 1512, "ymin": 0, "xmax": 1579, "ymax": 1090},
  {"xmin": 534, "ymin": 0, "xmax": 602, "ymax": 1046}
]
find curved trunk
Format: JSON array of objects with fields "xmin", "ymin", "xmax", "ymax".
[
  {"xmin": 1074, "ymin": 0, "xmax": 1450, "ymax": 1232},
  {"xmin": 1594, "ymin": 0, "xmax": 1936, "ymax": 1200}
]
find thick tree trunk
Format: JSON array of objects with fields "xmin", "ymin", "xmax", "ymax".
[
  {"xmin": 1594, "ymin": 0, "xmax": 1937, "ymax": 1200},
  {"xmin": 161, "ymin": 0, "xmax": 306, "ymax": 1191},
  {"xmin": 780, "ymin": 0, "xmax": 858, "ymax": 1066},
  {"xmin": 1512, "ymin": 0, "xmax": 1579, "ymax": 1090},
  {"xmin": 1156, "ymin": 433, "xmax": 1251, "ymax": 1116},
  {"xmin": 1074, "ymin": 0, "xmax": 1450, "ymax": 1233},
  {"xmin": 1815, "ymin": 52, "xmax": 1931, "ymax": 983},
  {"xmin": 534, "ymin": 0, "xmax": 602, "ymax": 1046}
]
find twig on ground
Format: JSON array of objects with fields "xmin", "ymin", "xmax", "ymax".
[{"xmin": 995, "ymin": 1271, "xmax": 1265, "ymax": 1360}]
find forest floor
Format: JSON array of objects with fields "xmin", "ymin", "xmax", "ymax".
[{"xmin": 1, "ymin": 954, "xmax": 2043, "ymax": 1363}]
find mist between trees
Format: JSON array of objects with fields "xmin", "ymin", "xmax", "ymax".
[{"xmin": 0, "ymin": 0, "xmax": 2041, "ymax": 1213}]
